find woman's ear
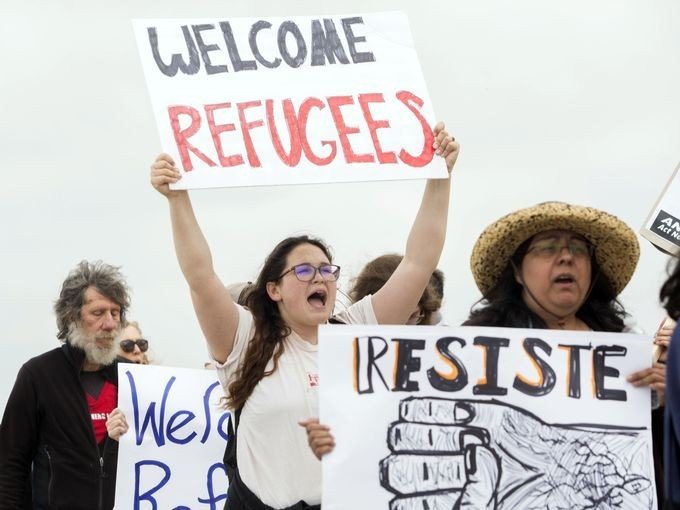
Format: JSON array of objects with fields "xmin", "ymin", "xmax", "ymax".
[
  {"xmin": 266, "ymin": 281, "xmax": 282, "ymax": 301},
  {"xmin": 514, "ymin": 270, "xmax": 523, "ymax": 286},
  {"xmin": 511, "ymin": 261, "xmax": 524, "ymax": 286}
]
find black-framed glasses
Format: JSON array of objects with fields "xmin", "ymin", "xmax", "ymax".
[
  {"xmin": 526, "ymin": 239, "xmax": 593, "ymax": 259},
  {"xmin": 278, "ymin": 263, "xmax": 341, "ymax": 282},
  {"xmin": 120, "ymin": 339, "xmax": 149, "ymax": 353}
]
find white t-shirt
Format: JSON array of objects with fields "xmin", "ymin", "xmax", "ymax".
[{"xmin": 211, "ymin": 296, "xmax": 376, "ymax": 508}]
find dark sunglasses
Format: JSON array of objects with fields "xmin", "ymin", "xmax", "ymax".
[
  {"xmin": 119, "ymin": 339, "xmax": 149, "ymax": 353},
  {"xmin": 277, "ymin": 263, "xmax": 341, "ymax": 282}
]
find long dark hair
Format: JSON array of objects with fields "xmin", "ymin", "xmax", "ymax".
[
  {"xmin": 661, "ymin": 256, "xmax": 680, "ymax": 320},
  {"xmin": 225, "ymin": 235, "xmax": 333, "ymax": 410},
  {"xmin": 464, "ymin": 238, "xmax": 627, "ymax": 332}
]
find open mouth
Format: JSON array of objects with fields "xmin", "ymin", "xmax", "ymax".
[
  {"xmin": 307, "ymin": 289, "xmax": 327, "ymax": 308},
  {"xmin": 554, "ymin": 274, "xmax": 575, "ymax": 284}
]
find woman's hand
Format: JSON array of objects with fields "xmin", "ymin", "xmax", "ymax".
[
  {"xmin": 150, "ymin": 153, "xmax": 184, "ymax": 198},
  {"xmin": 106, "ymin": 408, "xmax": 129, "ymax": 441},
  {"xmin": 654, "ymin": 317, "xmax": 676, "ymax": 352},
  {"xmin": 432, "ymin": 122, "xmax": 459, "ymax": 174},
  {"xmin": 299, "ymin": 418, "xmax": 335, "ymax": 460},
  {"xmin": 627, "ymin": 362, "xmax": 666, "ymax": 406}
]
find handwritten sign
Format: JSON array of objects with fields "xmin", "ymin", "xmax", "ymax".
[
  {"xmin": 641, "ymin": 161, "xmax": 680, "ymax": 255},
  {"xmin": 319, "ymin": 325, "xmax": 656, "ymax": 509},
  {"xmin": 133, "ymin": 12, "xmax": 447, "ymax": 188},
  {"xmin": 114, "ymin": 364, "xmax": 229, "ymax": 509}
]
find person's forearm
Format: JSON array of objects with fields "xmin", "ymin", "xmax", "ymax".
[
  {"xmin": 403, "ymin": 177, "xmax": 451, "ymax": 271},
  {"xmin": 168, "ymin": 193, "xmax": 217, "ymax": 290}
]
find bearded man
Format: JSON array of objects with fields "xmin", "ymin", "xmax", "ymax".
[{"xmin": 0, "ymin": 260, "xmax": 130, "ymax": 510}]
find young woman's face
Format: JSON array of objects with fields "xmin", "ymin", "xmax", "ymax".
[
  {"xmin": 518, "ymin": 230, "xmax": 592, "ymax": 319},
  {"xmin": 267, "ymin": 243, "xmax": 338, "ymax": 334}
]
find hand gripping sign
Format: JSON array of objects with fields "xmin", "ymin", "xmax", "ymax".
[{"xmin": 133, "ymin": 12, "xmax": 447, "ymax": 188}]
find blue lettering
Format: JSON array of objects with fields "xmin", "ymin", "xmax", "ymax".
[
  {"xmin": 124, "ymin": 371, "xmax": 231, "ymax": 450},
  {"xmin": 217, "ymin": 412, "xmax": 230, "ymax": 442},
  {"xmin": 127, "ymin": 371, "xmax": 176, "ymax": 446},
  {"xmin": 134, "ymin": 460, "xmax": 171, "ymax": 510},
  {"xmin": 198, "ymin": 462, "xmax": 228, "ymax": 509},
  {"xmin": 167, "ymin": 410, "xmax": 198, "ymax": 444},
  {"xmin": 200, "ymin": 381, "xmax": 221, "ymax": 443}
]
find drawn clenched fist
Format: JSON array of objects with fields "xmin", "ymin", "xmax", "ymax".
[{"xmin": 379, "ymin": 397, "xmax": 652, "ymax": 510}]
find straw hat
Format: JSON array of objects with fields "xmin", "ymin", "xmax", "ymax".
[{"xmin": 470, "ymin": 201, "xmax": 639, "ymax": 297}]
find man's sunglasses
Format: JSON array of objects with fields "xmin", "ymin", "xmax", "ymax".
[{"xmin": 120, "ymin": 339, "xmax": 149, "ymax": 353}]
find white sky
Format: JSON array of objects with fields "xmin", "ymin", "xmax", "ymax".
[{"xmin": 2, "ymin": 0, "xmax": 679, "ymax": 416}]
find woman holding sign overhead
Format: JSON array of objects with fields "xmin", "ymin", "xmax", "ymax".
[{"xmin": 137, "ymin": 122, "xmax": 458, "ymax": 509}]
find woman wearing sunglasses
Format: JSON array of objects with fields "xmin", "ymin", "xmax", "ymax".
[
  {"xmin": 116, "ymin": 321, "xmax": 150, "ymax": 365},
  {"xmin": 128, "ymin": 122, "xmax": 458, "ymax": 510}
]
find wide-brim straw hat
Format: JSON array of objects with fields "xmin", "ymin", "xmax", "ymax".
[{"xmin": 471, "ymin": 201, "xmax": 640, "ymax": 297}]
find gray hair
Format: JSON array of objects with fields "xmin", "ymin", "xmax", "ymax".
[{"xmin": 54, "ymin": 260, "xmax": 130, "ymax": 341}]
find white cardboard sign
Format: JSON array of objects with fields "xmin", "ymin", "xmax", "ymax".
[
  {"xmin": 641, "ymin": 161, "xmax": 680, "ymax": 255},
  {"xmin": 133, "ymin": 12, "xmax": 447, "ymax": 189},
  {"xmin": 319, "ymin": 325, "xmax": 656, "ymax": 509},
  {"xmin": 114, "ymin": 364, "xmax": 229, "ymax": 509}
]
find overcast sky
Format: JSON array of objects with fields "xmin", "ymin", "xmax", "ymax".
[{"xmin": 2, "ymin": 0, "xmax": 680, "ymax": 416}]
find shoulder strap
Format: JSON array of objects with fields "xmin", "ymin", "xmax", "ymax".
[{"xmin": 223, "ymin": 406, "xmax": 242, "ymax": 482}]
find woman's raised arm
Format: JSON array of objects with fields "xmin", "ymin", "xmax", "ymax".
[
  {"xmin": 150, "ymin": 153, "xmax": 239, "ymax": 362},
  {"xmin": 372, "ymin": 123, "xmax": 459, "ymax": 325}
]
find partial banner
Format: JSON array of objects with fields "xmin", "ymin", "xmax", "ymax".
[
  {"xmin": 114, "ymin": 364, "xmax": 229, "ymax": 508},
  {"xmin": 319, "ymin": 324, "xmax": 656, "ymax": 509}
]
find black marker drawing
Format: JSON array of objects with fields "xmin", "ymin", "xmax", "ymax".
[{"xmin": 379, "ymin": 397, "xmax": 652, "ymax": 510}]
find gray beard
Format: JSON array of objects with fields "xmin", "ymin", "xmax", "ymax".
[{"xmin": 67, "ymin": 322, "xmax": 119, "ymax": 367}]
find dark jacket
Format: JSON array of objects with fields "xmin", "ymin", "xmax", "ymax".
[
  {"xmin": 0, "ymin": 343, "xmax": 119, "ymax": 509},
  {"xmin": 666, "ymin": 326, "xmax": 680, "ymax": 505}
]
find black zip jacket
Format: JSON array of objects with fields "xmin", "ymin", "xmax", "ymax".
[{"xmin": 0, "ymin": 343, "xmax": 119, "ymax": 509}]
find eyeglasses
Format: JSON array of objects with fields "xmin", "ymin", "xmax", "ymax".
[
  {"xmin": 407, "ymin": 309, "xmax": 425, "ymax": 325},
  {"xmin": 119, "ymin": 339, "xmax": 149, "ymax": 353},
  {"xmin": 277, "ymin": 263, "xmax": 341, "ymax": 282},
  {"xmin": 526, "ymin": 239, "xmax": 593, "ymax": 259}
]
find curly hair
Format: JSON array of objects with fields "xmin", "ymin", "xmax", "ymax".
[
  {"xmin": 54, "ymin": 260, "xmax": 130, "ymax": 341},
  {"xmin": 349, "ymin": 253, "xmax": 441, "ymax": 324},
  {"xmin": 464, "ymin": 238, "xmax": 627, "ymax": 332},
  {"xmin": 429, "ymin": 268, "xmax": 445, "ymax": 301},
  {"xmin": 225, "ymin": 235, "xmax": 333, "ymax": 410},
  {"xmin": 661, "ymin": 256, "xmax": 680, "ymax": 320}
]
